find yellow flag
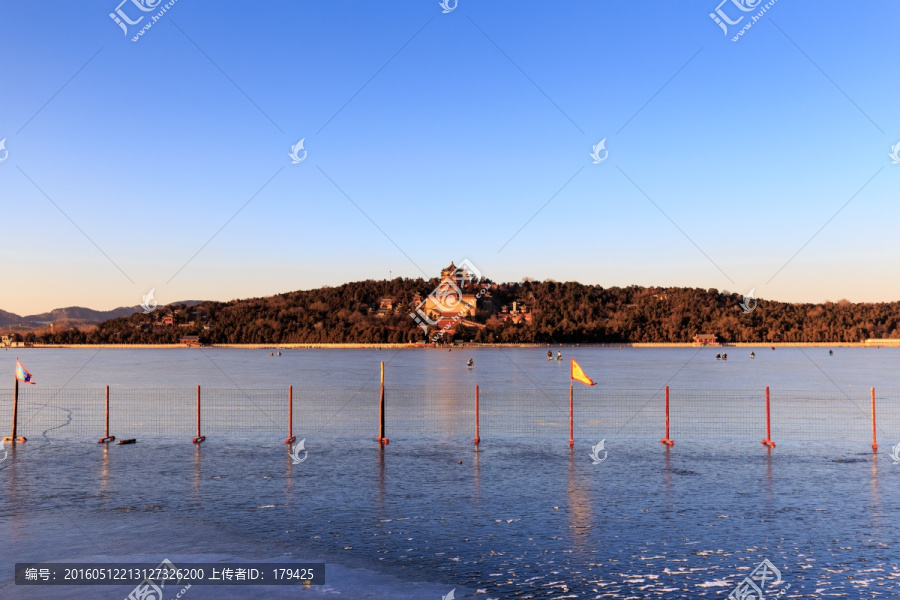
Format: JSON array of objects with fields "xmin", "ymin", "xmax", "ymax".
[{"xmin": 571, "ymin": 358, "xmax": 596, "ymax": 386}]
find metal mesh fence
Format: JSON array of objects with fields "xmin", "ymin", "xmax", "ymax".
[
  {"xmin": 669, "ymin": 389, "xmax": 765, "ymax": 441},
  {"xmin": 0, "ymin": 386, "xmax": 898, "ymax": 446}
]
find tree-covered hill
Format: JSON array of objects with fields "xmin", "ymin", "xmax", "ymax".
[{"xmin": 27, "ymin": 279, "xmax": 900, "ymax": 345}]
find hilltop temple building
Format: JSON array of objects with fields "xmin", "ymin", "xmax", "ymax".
[{"xmin": 410, "ymin": 261, "xmax": 484, "ymax": 331}]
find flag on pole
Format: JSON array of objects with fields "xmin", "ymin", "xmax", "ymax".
[
  {"xmin": 15, "ymin": 358, "xmax": 34, "ymax": 384},
  {"xmin": 570, "ymin": 358, "xmax": 595, "ymax": 386}
]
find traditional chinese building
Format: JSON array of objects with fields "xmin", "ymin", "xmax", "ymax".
[
  {"xmin": 440, "ymin": 261, "xmax": 477, "ymax": 288},
  {"xmin": 692, "ymin": 334, "xmax": 718, "ymax": 346},
  {"xmin": 421, "ymin": 289, "xmax": 478, "ymax": 321},
  {"xmin": 498, "ymin": 301, "xmax": 533, "ymax": 325},
  {"xmin": 377, "ymin": 297, "xmax": 394, "ymax": 317},
  {"xmin": 409, "ymin": 262, "xmax": 481, "ymax": 322}
]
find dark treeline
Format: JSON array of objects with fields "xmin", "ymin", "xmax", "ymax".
[{"xmin": 28, "ymin": 279, "xmax": 900, "ymax": 344}]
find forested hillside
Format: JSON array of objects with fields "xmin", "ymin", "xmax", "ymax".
[{"xmin": 27, "ymin": 279, "xmax": 900, "ymax": 344}]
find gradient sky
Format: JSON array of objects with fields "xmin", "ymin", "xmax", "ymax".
[{"xmin": 1, "ymin": 1, "xmax": 898, "ymax": 315}]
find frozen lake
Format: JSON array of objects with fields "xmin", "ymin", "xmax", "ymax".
[
  {"xmin": 1, "ymin": 347, "xmax": 899, "ymax": 598},
  {"xmin": 1, "ymin": 347, "xmax": 899, "ymax": 445},
  {"xmin": 2, "ymin": 439, "xmax": 899, "ymax": 599},
  {"xmin": 2, "ymin": 345, "xmax": 899, "ymax": 390}
]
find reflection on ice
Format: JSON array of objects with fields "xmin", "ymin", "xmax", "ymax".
[{"xmin": 0, "ymin": 439, "xmax": 895, "ymax": 598}]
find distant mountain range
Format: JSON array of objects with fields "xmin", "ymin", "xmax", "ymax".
[{"xmin": 0, "ymin": 302, "xmax": 205, "ymax": 330}]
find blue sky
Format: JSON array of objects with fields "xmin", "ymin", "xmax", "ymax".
[{"xmin": 0, "ymin": 1, "xmax": 898, "ymax": 314}]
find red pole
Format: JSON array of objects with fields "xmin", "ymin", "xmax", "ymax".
[
  {"xmin": 3, "ymin": 377, "xmax": 25, "ymax": 443},
  {"xmin": 762, "ymin": 386, "xmax": 775, "ymax": 448},
  {"xmin": 569, "ymin": 383, "xmax": 574, "ymax": 447},
  {"xmin": 193, "ymin": 385, "xmax": 205, "ymax": 443},
  {"xmin": 871, "ymin": 387, "xmax": 878, "ymax": 452},
  {"xmin": 4, "ymin": 377, "xmax": 23, "ymax": 443},
  {"xmin": 98, "ymin": 385, "xmax": 115, "ymax": 443},
  {"xmin": 12, "ymin": 377, "xmax": 16, "ymax": 442},
  {"xmin": 474, "ymin": 385, "xmax": 481, "ymax": 445},
  {"xmin": 286, "ymin": 385, "xmax": 296, "ymax": 444},
  {"xmin": 378, "ymin": 362, "xmax": 388, "ymax": 444},
  {"xmin": 661, "ymin": 385, "xmax": 674, "ymax": 446},
  {"xmin": 5, "ymin": 361, "xmax": 27, "ymax": 443},
  {"xmin": 11, "ymin": 377, "xmax": 18, "ymax": 442}
]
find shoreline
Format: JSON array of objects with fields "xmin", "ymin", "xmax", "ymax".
[{"xmin": 9, "ymin": 341, "xmax": 893, "ymax": 349}]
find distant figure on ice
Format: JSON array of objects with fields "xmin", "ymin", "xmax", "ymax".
[
  {"xmin": 467, "ymin": 358, "xmax": 474, "ymax": 369},
  {"xmin": 557, "ymin": 351, "xmax": 562, "ymax": 361},
  {"xmin": 750, "ymin": 352, "xmax": 755, "ymax": 359},
  {"xmin": 829, "ymin": 349, "xmax": 833, "ymax": 356},
  {"xmin": 716, "ymin": 353, "xmax": 721, "ymax": 360},
  {"xmin": 722, "ymin": 353, "xmax": 728, "ymax": 360},
  {"xmin": 547, "ymin": 350, "xmax": 553, "ymax": 360}
]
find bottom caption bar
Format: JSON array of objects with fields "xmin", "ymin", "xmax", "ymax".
[{"xmin": 16, "ymin": 561, "xmax": 324, "ymax": 585}]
